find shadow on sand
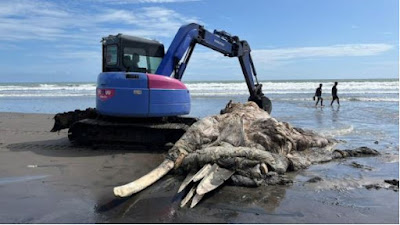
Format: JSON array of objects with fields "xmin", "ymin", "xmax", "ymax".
[
  {"xmin": 94, "ymin": 174, "xmax": 291, "ymax": 223},
  {"xmin": 6, "ymin": 137, "xmax": 168, "ymax": 157}
]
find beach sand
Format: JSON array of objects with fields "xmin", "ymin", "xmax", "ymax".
[{"xmin": 0, "ymin": 112, "xmax": 398, "ymax": 223}]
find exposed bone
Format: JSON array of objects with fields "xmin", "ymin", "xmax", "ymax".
[
  {"xmin": 192, "ymin": 164, "xmax": 213, "ymax": 182},
  {"xmin": 180, "ymin": 185, "xmax": 197, "ymax": 208},
  {"xmin": 113, "ymin": 159, "xmax": 174, "ymax": 197},
  {"xmin": 190, "ymin": 193, "xmax": 204, "ymax": 208},
  {"xmin": 177, "ymin": 171, "xmax": 196, "ymax": 193},
  {"xmin": 196, "ymin": 164, "xmax": 235, "ymax": 196},
  {"xmin": 174, "ymin": 153, "xmax": 186, "ymax": 169},
  {"xmin": 178, "ymin": 164, "xmax": 213, "ymax": 193},
  {"xmin": 260, "ymin": 163, "xmax": 268, "ymax": 174},
  {"xmin": 182, "ymin": 164, "xmax": 235, "ymax": 208}
]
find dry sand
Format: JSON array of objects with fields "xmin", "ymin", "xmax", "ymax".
[{"xmin": 0, "ymin": 112, "xmax": 398, "ymax": 223}]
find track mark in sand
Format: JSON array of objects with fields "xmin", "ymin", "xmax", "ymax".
[
  {"xmin": 0, "ymin": 175, "xmax": 49, "ymax": 185},
  {"xmin": 29, "ymin": 164, "xmax": 67, "ymax": 169},
  {"xmin": 6, "ymin": 143, "xmax": 152, "ymax": 152},
  {"xmin": 0, "ymin": 129, "xmax": 51, "ymax": 135},
  {"xmin": 202, "ymin": 202, "xmax": 304, "ymax": 217},
  {"xmin": 6, "ymin": 143, "xmax": 86, "ymax": 151}
]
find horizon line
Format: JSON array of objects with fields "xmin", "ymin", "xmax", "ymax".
[{"xmin": 0, "ymin": 77, "xmax": 398, "ymax": 84}]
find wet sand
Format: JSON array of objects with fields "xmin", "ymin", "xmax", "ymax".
[{"xmin": 0, "ymin": 112, "xmax": 398, "ymax": 223}]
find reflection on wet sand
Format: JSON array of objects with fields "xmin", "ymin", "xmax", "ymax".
[
  {"xmin": 314, "ymin": 107, "xmax": 324, "ymax": 126},
  {"xmin": 331, "ymin": 105, "xmax": 340, "ymax": 123},
  {"xmin": 95, "ymin": 175, "xmax": 290, "ymax": 223}
]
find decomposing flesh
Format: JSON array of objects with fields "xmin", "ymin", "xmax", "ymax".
[{"xmin": 114, "ymin": 101, "xmax": 379, "ymax": 208}]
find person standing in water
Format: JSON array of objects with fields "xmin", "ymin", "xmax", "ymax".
[
  {"xmin": 314, "ymin": 83, "xmax": 324, "ymax": 106},
  {"xmin": 331, "ymin": 82, "xmax": 340, "ymax": 106}
]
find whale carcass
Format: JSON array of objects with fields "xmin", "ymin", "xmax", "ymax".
[{"xmin": 113, "ymin": 101, "xmax": 379, "ymax": 208}]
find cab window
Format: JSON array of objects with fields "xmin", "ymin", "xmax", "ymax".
[
  {"xmin": 105, "ymin": 45, "xmax": 118, "ymax": 66},
  {"xmin": 124, "ymin": 47, "xmax": 163, "ymax": 73}
]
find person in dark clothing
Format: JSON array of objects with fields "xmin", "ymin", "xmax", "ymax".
[
  {"xmin": 123, "ymin": 53, "xmax": 140, "ymax": 72},
  {"xmin": 331, "ymin": 82, "xmax": 340, "ymax": 106},
  {"xmin": 132, "ymin": 53, "xmax": 140, "ymax": 68},
  {"xmin": 314, "ymin": 83, "xmax": 324, "ymax": 106}
]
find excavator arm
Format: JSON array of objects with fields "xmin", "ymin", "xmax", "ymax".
[{"xmin": 155, "ymin": 23, "xmax": 272, "ymax": 113}]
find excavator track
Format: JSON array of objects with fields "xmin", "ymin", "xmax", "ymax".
[{"xmin": 67, "ymin": 116, "xmax": 198, "ymax": 146}]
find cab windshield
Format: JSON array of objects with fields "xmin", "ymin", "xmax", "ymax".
[{"xmin": 123, "ymin": 47, "xmax": 163, "ymax": 73}]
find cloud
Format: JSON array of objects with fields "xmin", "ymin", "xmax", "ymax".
[
  {"xmin": 51, "ymin": 50, "xmax": 101, "ymax": 60},
  {"xmin": 0, "ymin": 0, "xmax": 203, "ymax": 81},
  {"xmin": 252, "ymin": 43, "xmax": 394, "ymax": 62},
  {"xmin": 0, "ymin": 0, "xmax": 200, "ymax": 43},
  {"xmin": 188, "ymin": 43, "xmax": 394, "ymax": 65},
  {"xmin": 0, "ymin": 0, "xmax": 68, "ymax": 17},
  {"xmin": 97, "ymin": 7, "xmax": 199, "ymax": 37},
  {"xmin": 94, "ymin": 0, "xmax": 200, "ymax": 4},
  {"xmin": 0, "ymin": 43, "xmax": 21, "ymax": 50},
  {"xmin": 182, "ymin": 43, "xmax": 395, "ymax": 78}
]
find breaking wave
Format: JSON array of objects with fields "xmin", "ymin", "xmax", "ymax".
[
  {"xmin": 0, "ymin": 83, "xmax": 95, "ymax": 91},
  {"xmin": 0, "ymin": 80, "xmax": 398, "ymax": 102},
  {"xmin": 321, "ymin": 125, "xmax": 355, "ymax": 137}
]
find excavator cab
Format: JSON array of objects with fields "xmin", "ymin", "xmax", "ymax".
[
  {"xmin": 97, "ymin": 34, "xmax": 191, "ymax": 117},
  {"xmin": 102, "ymin": 34, "xmax": 165, "ymax": 73}
]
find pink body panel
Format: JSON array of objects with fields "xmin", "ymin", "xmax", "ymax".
[{"xmin": 147, "ymin": 74, "xmax": 187, "ymax": 90}]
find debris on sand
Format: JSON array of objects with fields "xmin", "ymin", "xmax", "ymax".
[
  {"xmin": 364, "ymin": 179, "xmax": 398, "ymax": 192},
  {"xmin": 364, "ymin": 183, "xmax": 383, "ymax": 190},
  {"xmin": 349, "ymin": 161, "xmax": 373, "ymax": 171},
  {"xmin": 384, "ymin": 179, "xmax": 399, "ymax": 187},
  {"xmin": 307, "ymin": 176, "xmax": 323, "ymax": 183},
  {"xmin": 384, "ymin": 179, "xmax": 399, "ymax": 192}
]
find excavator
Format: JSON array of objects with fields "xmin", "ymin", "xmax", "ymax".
[{"xmin": 51, "ymin": 23, "xmax": 272, "ymax": 146}]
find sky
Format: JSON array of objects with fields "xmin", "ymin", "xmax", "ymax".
[{"xmin": 0, "ymin": 0, "xmax": 398, "ymax": 82}]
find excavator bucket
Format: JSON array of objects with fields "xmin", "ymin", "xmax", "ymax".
[{"xmin": 51, "ymin": 108, "xmax": 97, "ymax": 132}]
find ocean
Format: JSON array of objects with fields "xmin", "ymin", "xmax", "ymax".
[{"xmin": 0, "ymin": 79, "xmax": 398, "ymax": 114}]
